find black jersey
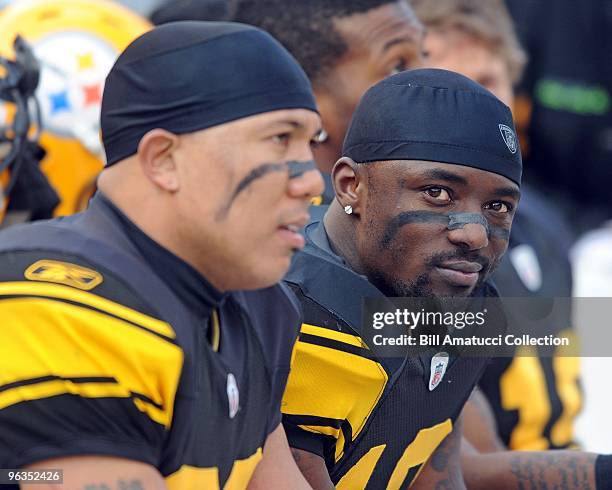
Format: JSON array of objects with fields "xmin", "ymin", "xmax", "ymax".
[
  {"xmin": 281, "ymin": 219, "xmax": 492, "ymax": 489},
  {"xmin": 482, "ymin": 189, "xmax": 581, "ymax": 450},
  {"xmin": 0, "ymin": 193, "xmax": 301, "ymax": 488}
]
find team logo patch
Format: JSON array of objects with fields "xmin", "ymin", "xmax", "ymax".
[
  {"xmin": 499, "ymin": 124, "xmax": 518, "ymax": 154},
  {"xmin": 509, "ymin": 244, "xmax": 543, "ymax": 292},
  {"xmin": 24, "ymin": 260, "xmax": 103, "ymax": 290},
  {"xmin": 429, "ymin": 352, "xmax": 449, "ymax": 391},
  {"xmin": 227, "ymin": 373, "xmax": 240, "ymax": 419}
]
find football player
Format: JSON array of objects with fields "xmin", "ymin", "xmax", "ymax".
[
  {"xmin": 0, "ymin": 21, "xmax": 323, "ymax": 489},
  {"xmin": 279, "ymin": 68, "xmax": 523, "ymax": 488}
]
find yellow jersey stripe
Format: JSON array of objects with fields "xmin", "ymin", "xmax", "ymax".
[
  {"xmin": 0, "ymin": 297, "xmax": 183, "ymax": 427},
  {"xmin": 283, "ymin": 341, "xmax": 388, "ymax": 448},
  {"xmin": 0, "ymin": 281, "xmax": 175, "ymax": 340}
]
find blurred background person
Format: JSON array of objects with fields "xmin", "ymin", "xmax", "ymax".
[
  {"xmin": 504, "ymin": 0, "xmax": 612, "ymax": 453},
  {"xmin": 505, "ymin": 0, "xmax": 612, "ymax": 237},
  {"xmin": 0, "ymin": 0, "xmax": 150, "ymax": 216},
  {"xmin": 412, "ymin": 0, "xmax": 583, "ymax": 452},
  {"xmin": 0, "ymin": 33, "xmax": 58, "ymax": 228},
  {"xmin": 234, "ymin": 0, "xmax": 426, "ymax": 204}
]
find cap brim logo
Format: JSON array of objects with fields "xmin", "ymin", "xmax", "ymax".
[{"xmin": 499, "ymin": 124, "xmax": 518, "ymax": 154}]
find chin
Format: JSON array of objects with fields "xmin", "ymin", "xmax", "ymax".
[
  {"xmin": 242, "ymin": 259, "xmax": 291, "ymax": 291},
  {"xmin": 430, "ymin": 284, "xmax": 475, "ymax": 298}
]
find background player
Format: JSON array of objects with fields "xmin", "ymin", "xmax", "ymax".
[
  {"xmin": 234, "ymin": 0, "xmax": 426, "ymax": 204},
  {"xmin": 0, "ymin": 21, "xmax": 323, "ymax": 489}
]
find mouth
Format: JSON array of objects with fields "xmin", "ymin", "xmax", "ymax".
[
  {"xmin": 434, "ymin": 261, "xmax": 483, "ymax": 288},
  {"xmin": 277, "ymin": 215, "xmax": 309, "ymax": 250}
]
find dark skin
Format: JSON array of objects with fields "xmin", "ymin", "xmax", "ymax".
[
  {"xmin": 289, "ymin": 158, "xmax": 518, "ymax": 489},
  {"xmin": 313, "ymin": 1, "xmax": 425, "ymax": 173},
  {"xmin": 327, "ymin": 158, "xmax": 519, "ymax": 298}
]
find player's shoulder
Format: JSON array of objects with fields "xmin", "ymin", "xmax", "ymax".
[{"xmin": 0, "ymin": 219, "xmax": 178, "ymax": 342}]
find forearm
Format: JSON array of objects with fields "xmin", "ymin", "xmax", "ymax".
[
  {"xmin": 290, "ymin": 448, "xmax": 334, "ymax": 490},
  {"xmin": 23, "ymin": 456, "xmax": 167, "ymax": 490},
  {"xmin": 412, "ymin": 418, "xmax": 466, "ymax": 490},
  {"xmin": 462, "ymin": 389, "xmax": 506, "ymax": 453},
  {"xmin": 462, "ymin": 448, "xmax": 597, "ymax": 490}
]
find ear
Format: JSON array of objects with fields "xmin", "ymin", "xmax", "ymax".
[
  {"xmin": 331, "ymin": 157, "xmax": 365, "ymax": 215},
  {"xmin": 137, "ymin": 129, "xmax": 181, "ymax": 192}
]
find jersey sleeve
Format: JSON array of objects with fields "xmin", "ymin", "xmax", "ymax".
[
  {"xmin": 280, "ymin": 288, "xmax": 390, "ymax": 462},
  {"xmin": 0, "ymin": 250, "xmax": 184, "ymax": 468}
]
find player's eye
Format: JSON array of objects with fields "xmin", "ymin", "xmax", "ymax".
[
  {"xmin": 424, "ymin": 186, "xmax": 452, "ymax": 202},
  {"xmin": 389, "ymin": 58, "xmax": 407, "ymax": 76},
  {"xmin": 484, "ymin": 201, "xmax": 512, "ymax": 214},
  {"xmin": 271, "ymin": 133, "xmax": 291, "ymax": 146}
]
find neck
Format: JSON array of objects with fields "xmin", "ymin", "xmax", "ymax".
[
  {"xmin": 324, "ymin": 200, "xmax": 364, "ymax": 274},
  {"xmin": 98, "ymin": 166, "xmax": 229, "ymax": 293}
]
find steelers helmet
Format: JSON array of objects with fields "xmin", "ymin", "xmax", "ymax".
[{"xmin": 0, "ymin": 0, "xmax": 151, "ymax": 216}]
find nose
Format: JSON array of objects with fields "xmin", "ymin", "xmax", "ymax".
[
  {"xmin": 288, "ymin": 168, "xmax": 325, "ymax": 200},
  {"xmin": 447, "ymin": 222, "xmax": 489, "ymax": 251}
]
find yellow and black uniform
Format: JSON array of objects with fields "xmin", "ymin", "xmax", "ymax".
[
  {"xmin": 281, "ymin": 219, "xmax": 494, "ymax": 489},
  {"xmin": 0, "ymin": 193, "xmax": 301, "ymax": 488},
  {"xmin": 481, "ymin": 189, "xmax": 581, "ymax": 450}
]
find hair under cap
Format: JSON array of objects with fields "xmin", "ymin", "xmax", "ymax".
[
  {"xmin": 101, "ymin": 21, "xmax": 318, "ymax": 166},
  {"xmin": 342, "ymin": 68, "xmax": 522, "ymax": 185}
]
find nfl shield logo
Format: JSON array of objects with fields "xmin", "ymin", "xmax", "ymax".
[
  {"xmin": 429, "ymin": 352, "xmax": 449, "ymax": 391},
  {"xmin": 227, "ymin": 373, "xmax": 240, "ymax": 419},
  {"xmin": 499, "ymin": 124, "xmax": 518, "ymax": 154}
]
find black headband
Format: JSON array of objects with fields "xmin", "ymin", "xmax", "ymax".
[
  {"xmin": 343, "ymin": 69, "xmax": 522, "ymax": 186},
  {"xmin": 101, "ymin": 21, "xmax": 318, "ymax": 166}
]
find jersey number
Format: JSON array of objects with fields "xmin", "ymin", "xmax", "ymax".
[
  {"xmin": 500, "ymin": 332, "xmax": 581, "ymax": 449},
  {"xmin": 336, "ymin": 419, "xmax": 452, "ymax": 489}
]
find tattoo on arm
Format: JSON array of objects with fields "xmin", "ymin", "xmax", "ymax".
[
  {"xmin": 509, "ymin": 452, "xmax": 595, "ymax": 490},
  {"xmin": 429, "ymin": 419, "xmax": 465, "ymax": 489}
]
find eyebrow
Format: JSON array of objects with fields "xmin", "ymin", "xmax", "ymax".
[
  {"xmin": 418, "ymin": 168, "xmax": 469, "ymax": 186},
  {"xmin": 265, "ymin": 120, "xmax": 304, "ymax": 131},
  {"xmin": 382, "ymin": 36, "xmax": 418, "ymax": 53},
  {"xmin": 491, "ymin": 186, "xmax": 521, "ymax": 201},
  {"xmin": 265, "ymin": 119, "xmax": 322, "ymax": 139}
]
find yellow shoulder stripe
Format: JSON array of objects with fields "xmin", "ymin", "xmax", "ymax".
[
  {"xmin": 0, "ymin": 296, "xmax": 183, "ymax": 428},
  {"xmin": 301, "ymin": 323, "xmax": 367, "ymax": 349},
  {"xmin": 0, "ymin": 281, "xmax": 175, "ymax": 339},
  {"xmin": 283, "ymin": 340, "xmax": 388, "ymax": 462}
]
